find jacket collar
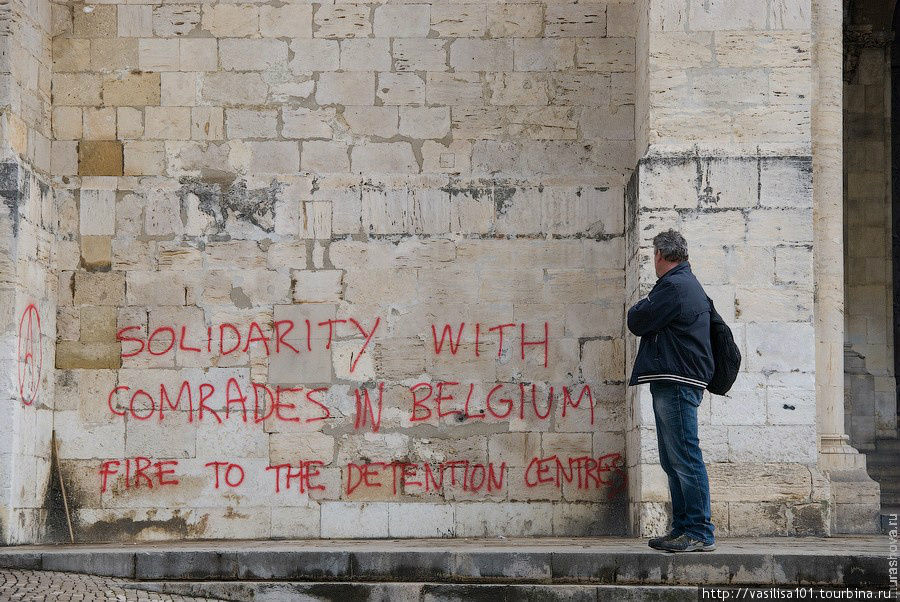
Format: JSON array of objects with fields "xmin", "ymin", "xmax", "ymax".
[{"xmin": 657, "ymin": 261, "xmax": 690, "ymax": 283}]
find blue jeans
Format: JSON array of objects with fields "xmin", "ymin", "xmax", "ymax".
[{"xmin": 650, "ymin": 381, "xmax": 715, "ymax": 544}]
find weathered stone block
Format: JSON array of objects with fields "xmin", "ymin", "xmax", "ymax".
[
  {"xmin": 78, "ymin": 141, "xmax": 123, "ymax": 177},
  {"xmin": 102, "ymin": 72, "xmax": 161, "ymax": 107}
]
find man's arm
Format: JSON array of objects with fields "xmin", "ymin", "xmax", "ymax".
[{"xmin": 627, "ymin": 281, "xmax": 680, "ymax": 337}]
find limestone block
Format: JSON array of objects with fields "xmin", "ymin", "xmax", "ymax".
[
  {"xmin": 89, "ymin": 38, "xmax": 138, "ymax": 71},
  {"xmin": 139, "ymin": 38, "xmax": 179, "ymax": 71},
  {"xmin": 550, "ymin": 72, "xmax": 610, "ymax": 105},
  {"xmin": 486, "ymin": 4, "xmax": 542, "ymax": 37},
  {"xmin": 455, "ymin": 502, "xmax": 553, "ymax": 537},
  {"xmin": 344, "ymin": 268, "xmax": 417, "ymax": 305},
  {"xmin": 766, "ymin": 381, "xmax": 816, "ymax": 425},
  {"xmin": 451, "ymin": 107, "xmax": 505, "ymax": 140},
  {"xmin": 125, "ymin": 413, "xmax": 196, "ymax": 458},
  {"xmin": 178, "ymin": 40, "xmax": 217, "ymax": 72},
  {"xmin": 488, "ymin": 433, "xmax": 540, "ymax": 468},
  {"xmin": 576, "ymin": 38, "xmax": 634, "ymax": 71},
  {"xmin": 680, "ymin": 210, "xmax": 746, "ymax": 246},
  {"xmin": 728, "ymin": 425, "xmax": 817, "ymax": 463},
  {"xmin": 747, "ymin": 209, "xmax": 812, "ymax": 244},
  {"xmin": 426, "ymin": 72, "xmax": 482, "ymax": 105},
  {"xmin": 608, "ymin": 3, "xmax": 636, "ymax": 36},
  {"xmin": 581, "ymin": 338, "xmax": 625, "ymax": 383},
  {"xmin": 351, "ymin": 143, "xmax": 417, "ymax": 174},
  {"xmin": 226, "ymin": 109, "xmax": 277, "ymax": 139},
  {"xmin": 202, "ymin": 4, "xmax": 258, "ymax": 37},
  {"xmin": 260, "ymin": 4, "xmax": 312, "ymax": 37},
  {"xmin": 337, "ymin": 39, "xmax": 390, "ymax": 72},
  {"xmin": 80, "ymin": 236, "xmax": 112, "ymax": 272},
  {"xmin": 270, "ymin": 505, "xmax": 320, "ymax": 538},
  {"xmin": 280, "ymin": 108, "xmax": 334, "ymax": 139},
  {"xmin": 202, "ymin": 72, "xmax": 268, "ymax": 105},
  {"xmin": 759, "ymin": 157, "xmax": 812, "ymax": 208},
  {"xmin": 399, "ymin": 107, "xmax": 450, "ymax": 140},
  {"xmin": 431, "ymin": 4, "xmax": 486, "ymax": 37},
  {"xmin": 290, "ymin": 39, "xmax": 340, "ymax": 72},
  {"xmin": 374, "ymin": 4, "xmax": 429, "ymax": 37},
  {"xmin": 247, "ymin": 141, "xmax": 300, "ymax": 173},
  {"xmin": 126, "ymin": 271, "xmax": 186, "ymax": 305},
  {"xmin": 343, "ymin": 107, "xmax": 397, "ymax": 138},
  {"xmin": 377, "ymin": 72, "xmax": 425, "ymax": 105},
  {"xmin": 195, "ymin": 417, "xmax": 268, "ymax": 459},
  {"xmin": 292, "ymin": 269, "xmax": 343, "ymax": 303},
  {"xmin": 715, "ymin": 32, "xmax": 810, "ymax": 69},
  {"xmin": 220, "ymin": 39, "xmax": 288, "ymax": 72},
  {"xmin": 73, "ymin": 4, "xmax": 116, "ymax": 37},
  {"xmin": 423, "ymin": 140, "xmax": 473, "ymax": 175},
  {"xmin": 270, "ymin": 432, "xmax": 335, "ymax": 465},
  {"xmin": 317, "ymin": 72, "xmax": 375, "ymax": 106},
  {"xmin": 161, "ymin": 73, "xmax": 199, "ymax": 106},
  {"xmin": 102, "ymin": 72, "xmax": 161, "ymax": 106},
  {"xmin": 489, "ymin": 73, "xmax": 549, "ymax": 106},
  {"xmin": 387, "ymin": 503, "xmax": 453, "ymax": 537},
  {"xmin": 53, "ymin": 107, "xmax": 83, "ymax": 140},
  {"xmin": 314, "ymin": 5, "xmax": 371, "ymax": 39},
  {"xmin": 53, "ymin": 74, "xmax": 101, "ymax": 106},
  {"xmin": 144, "ymin": 107, "xmax": 191, "ymax": 140},
  {"xmin": 191, "ymin": 107, "xmax": 224, "ymax": 141},
  {"xmin": 53, "ymin": 38, "xmax": 89, "ymax": 72},
  {"xmin": 79, "ymin": 189, "xmax": 116, "ymax": 236},
  {"xmin": 393, "ymin": 39, "xmax": 446, "ymax": 72},
  {"xmin": 54, "ymin": 411, "xmax": 124, "ymax": 459},
  {"xmin": 56, "ymin": 341, "xmax": 122, "ymax": 370},
  {"xmin": 544, "ymin": 4, "xmax": 606, "ymax": 37},
  {"xmin": 52, "ymin": 141, "xmax": 78, "ymax": 176},
  {"xmin": 82, "ymin": 107, "xmax": 116, "ymax": 140},
  {"xmin": 745, "ymin": 322, "xmax": 814, "ymax": 373},
  {"xmin": 117, "ymin": 107, "xmax": 143, "ymax": 139},
  {"xmin": 321, "ymin": 502, "xmax": 388, "ymax": 537},
  {"xmin": 648, "ymin": 32, "xmax": 714, "ymax": 70},
  {"xmin": 300, "ymin": 141, "xmax": 350, "ymax": 173},
  {"xmin": 450, "ymin": 39, "xmax": 513, "ymax": 71},
  {"xmin": 509, "ymin": 106, "xmax": 576, "ymax": 139},
  {"xmin": 153, "ymin": 5, "xmax": 200, "ymax": 37},
  {"xmin": 689, "ymin": 0, "xmax": 767, "ymax": 30},
  {"xmin": 735, "ymin": 286, "xmax": 811, "ymax": 322}
]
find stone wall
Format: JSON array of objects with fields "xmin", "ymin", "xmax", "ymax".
[
  {"xmin": 0, "ymin": 0, "xmax": 57, "ymax": 544},
  {"xmin": 625, "ymin": 0, "xmax": 846, "ymax": 537},
  {"xmin": 48, "ymin": 0, "xmax": 636, "ymax": 540}
]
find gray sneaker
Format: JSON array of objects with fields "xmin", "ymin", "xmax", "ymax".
[
  {"xmin": 657, "ymin": 533, "xmax": 716, "ymax": 552},
  {"xmin": 648, "ymin": 530, "xmax": 681, "ymax": 550}
]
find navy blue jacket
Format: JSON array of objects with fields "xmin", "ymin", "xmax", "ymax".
[{"xmin": 627, "ymin": 262, "xmax": 714, "ymax": 389}]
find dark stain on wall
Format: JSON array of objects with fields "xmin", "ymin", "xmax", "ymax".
[{"xmin": 178, "ymin": 176, "xmax": 280, "ymax": 235}]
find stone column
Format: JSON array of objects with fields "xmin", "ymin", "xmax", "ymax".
[{"xmin": 811, "ymin": 0, "xmax": 880, "ymax": 533}]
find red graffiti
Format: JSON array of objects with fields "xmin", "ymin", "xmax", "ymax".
[
  {"xmin": 408, "ymin": 382, "xmax": 595, "ymax": 425},
  {"xmin": 99, "ymin": 458, "xmax": 180, "ymax": 493},
  {"xmin": 17, "ymin": 303, "xmax": 42, "ymax": 406},
  {"xmin": 205, "ymin": 461, "xmax": 245, "ymax": 488},
  {"xmin": 354, "ymin": 383, "xmax": 383, "ymax": 432},
  {"xmin": 430, "ymin": 321, "xmax": 549, "ymax": 367},
  {"xmin": 346, "ymin": 460, "xmax": 506, "ymax": 495},
  {"xmin": 106, "ymin": 381, "xmax": 331, "ymax": 423},
  {"xmin": 117, "ymin": 316, "xmax": 382, "ymax": 374},
  {"xmin": 267, "ymin": 461, "xmax": 325, "ymax": 493},
  {"xmin": 524, "ymin": 453, "xmax": 626, "ymax": 498}
]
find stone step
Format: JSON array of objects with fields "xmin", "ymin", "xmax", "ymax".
[
  {"xmin": 0, "ymin": 538, "xmax": 889, "ymax": 588},
  {"xmin": 131, "ymin": 580, "xmax": 892, "ymax": 602}
]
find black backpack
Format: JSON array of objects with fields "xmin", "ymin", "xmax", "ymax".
[{"xmin": 706, "ymin": 297, "xmax": 741, "ymax": 395}]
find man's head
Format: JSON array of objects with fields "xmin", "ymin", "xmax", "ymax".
[{"xmin": 652, "ymin": 229, "xmax": 688, "ymax": 277}]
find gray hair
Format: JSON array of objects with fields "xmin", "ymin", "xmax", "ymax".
[{"xmin": 652, "ymin": 229, "xmax": 689, "ymax": 262}]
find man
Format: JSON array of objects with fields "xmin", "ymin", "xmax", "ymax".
[{"xmin": 627, "ymin": 229, "xmax": 716, "ymax": 552}]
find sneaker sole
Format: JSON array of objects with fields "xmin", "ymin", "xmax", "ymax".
[{"xmin": 659, "ymin": 543, "xmax": 717, "ymax": 553}]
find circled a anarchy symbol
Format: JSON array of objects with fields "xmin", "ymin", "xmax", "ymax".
[{"xmin": 17, "ymin": 303, "xmax": 42, "ymax": 406}]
